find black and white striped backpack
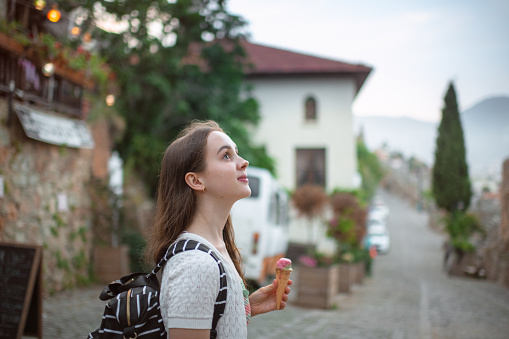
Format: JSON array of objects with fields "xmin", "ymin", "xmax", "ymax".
[{"xmin": 88, "ymin": 239, "xmax": 227, "ymax": 339}]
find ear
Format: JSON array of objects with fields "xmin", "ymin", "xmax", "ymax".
[{"xmin": 185, "ymin": 172, "xmax": 205, "ymax": 192}]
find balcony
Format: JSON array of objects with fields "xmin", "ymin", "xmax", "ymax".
[{"xmin": 0, "ymin": 32, "xmax": 93, "ymax": 119}]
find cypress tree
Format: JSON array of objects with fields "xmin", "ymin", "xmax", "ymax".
[{"xmin": 432, "ymin": 82, "xmax": 472, "ymax": 213}]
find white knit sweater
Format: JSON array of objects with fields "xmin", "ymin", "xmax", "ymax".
[{"xmin": 159, "ymin": 232, "xmax": 248, "ymax": 338}]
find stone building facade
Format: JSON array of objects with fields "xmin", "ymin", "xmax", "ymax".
[{"xmin": 0, "ymin": 99, "xmax": 113, "ymax": 293}]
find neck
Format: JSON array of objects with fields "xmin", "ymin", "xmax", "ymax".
[{"xmin": 185, "ymin": 196, "xmax": 233, "ymax": 248}]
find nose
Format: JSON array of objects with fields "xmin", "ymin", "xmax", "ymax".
[{"xmin": 239, "ymin": 156, "xmax": 249, "ymax": 170}]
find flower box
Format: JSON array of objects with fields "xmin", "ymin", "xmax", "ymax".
[
  {"xmin": 295, "ymin": 264, "xmax": 339, "ymax": 309},
  {"xmin": 338, "ymin": 263, "xmax": 354, "ymax": 293},
  {"xmin": 0, "ymin": 32, "xmax": 24, "ymax": 55},
  {"xmin": 354, "ymin": 261, "xmax": 366, "ymax": 284},
  {"xmin": 93, "ymin": 246, "xmax": 130, "ymax": 284}
]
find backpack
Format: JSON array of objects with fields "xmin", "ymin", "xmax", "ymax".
[{"xmin": 88, "ymin": 239, "xmax": 228, "ymax": 339}]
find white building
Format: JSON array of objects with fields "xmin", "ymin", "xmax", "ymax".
[
  {"xmin": 241, "ymin": 41, "xmax": 372, "ymax": 193},
  {"xmin": 241, "ymin": 41, "xmax": 372, "ymax": 250}
]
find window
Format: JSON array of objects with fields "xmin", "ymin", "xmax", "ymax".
[
  {"xmin": 295, "ymin": 148, "xmax": 326, "ymax": 188},
  {"xmin": 247, "ymin": 176, "xmax": 260, "ymax": 198},
  {"xmin": 304, "ymin": 96, "xmax": 317, "ymax": 121}
]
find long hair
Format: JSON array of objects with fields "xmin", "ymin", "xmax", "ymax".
[{"xmin": 145, "ymin": 120, "xmax": 245, "ymax": 281}]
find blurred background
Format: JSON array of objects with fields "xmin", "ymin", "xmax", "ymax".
[{"xmin": 0, "ymin": 0, "xmax": 508, "ymax": 338}]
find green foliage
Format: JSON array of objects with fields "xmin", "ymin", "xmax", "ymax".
[
  {"xmin": 432, "ymin": 82, "xmax": 472, "ymax": 213},
  {"xmin": 71, "ymin": 250, "xmax": 88, "ymax": 270},
  {"xmin": 55, "ymin": 250, "xmax": 71, "ymax": 272},
  {"xmin": 444, "ymin": 212, "xmax": 484, "ymax": 252},
  {"xmin": 327, "ymin": 214, "xmax": 356, "ymax": 246},
  {"xmin": 122, "ymin": 230, "xmax": 149, "ymax": 272},
  {"xmin": 328, "ymin": 192, "xmax": 367, "ymax": 249},
  {"xmin": 357, "ymin": 139, "xmax": 384, "ymax": 204},
  {"xmin": 58, "ymin": 0, "xmax": 272, "ymax": 194}
]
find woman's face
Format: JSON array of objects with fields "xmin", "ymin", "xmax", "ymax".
[{"xmin": 201, "ymin": 131, "xmax": 251, "ymax": 201}]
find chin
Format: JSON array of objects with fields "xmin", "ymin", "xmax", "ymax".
[{"xmin": 239, "ymin": 187, "xmax": 251, "ymax": 199}]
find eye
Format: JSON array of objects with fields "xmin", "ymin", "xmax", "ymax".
[{"xmin": 223, "ymin": 152, "xmax": 231, "ymax": 160}]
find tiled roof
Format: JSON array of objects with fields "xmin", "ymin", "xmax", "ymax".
[
  {"xmin": 240, "ymin": 40, "xmax": 371, "ymax": 76},
  {"xmin": 240, "ymin": 41, "xmax": 372, "ymax": 95},
  {"xmin": 184, "ymin": 39, "xmax": 372, "ymax": 94}
]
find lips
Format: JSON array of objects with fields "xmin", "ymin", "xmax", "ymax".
[{"xmin": 237, "ymin": 175, "xmax": 248, "ymax": 182}]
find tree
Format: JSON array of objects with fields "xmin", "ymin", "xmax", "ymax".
[
  {"xmin": 432, "ymin": 82, "xmax": 472, "ymax": 213},
  {"xmin": 57, "ymin": 0, "xmax": 273, "ymax": 193},
  {"xmin": 357, "ymin": 137, "xmax": 384, "ymax": 204}
]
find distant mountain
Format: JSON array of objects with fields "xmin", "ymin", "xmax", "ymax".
[
  {"xmin": 462, "ymin": 97, "xmax": 509, "ymax": 176},
  {"xmin": 354, "ymin": 116, "xmax": 437, "ymax": 164},
  {"xmin": 354, "ymin": 96, "xmax": 509, "ymax": 178}
]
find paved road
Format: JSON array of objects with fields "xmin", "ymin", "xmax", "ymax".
[
  {"xmin": 40, "ymin": 190, "xmax": 509, "ymax": 338},
  {"xmin": 247, "ymin": 191, "xmax": 509, "ymax": 338}
]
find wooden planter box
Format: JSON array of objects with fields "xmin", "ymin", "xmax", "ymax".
[
  {"xmin": 354, "ymin": 261, "xmax": 366, "ymax": 284},
  {"xmin": 295, "ymin": 264, "xmax": 339, "ymax": 309},
  {"xmin": 338, "ymin": 264, "xmax": 352, "ymax": 293},
  {"xmin": 348, "ymin": 263, "xmax": 358, "ymax": 286},
  {"xmin": 94, "ymin": 246, "xmax": 130, "ymax": 284}
]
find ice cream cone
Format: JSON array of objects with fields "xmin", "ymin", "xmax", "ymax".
[{"xmin": 276, "ymin": 268, "xmax": 292, "ymax": 310}]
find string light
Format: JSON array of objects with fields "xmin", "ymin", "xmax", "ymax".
[
  {"xmin": 83, "ymin": 32, "xmax": 92, "ymax": 43},
  {"xmin": 71, "ymin": 26, "xmax": 80, "ymax": 37},
  {"xmin": 47, "ymin": 4, "xmax": 61, "ymax": 23},
  {"xmin": 105, "ymin": 94, "xmax": 115, "ymax": 106},
  {"xmin": 42, "ymin": 62, "xmax": 55, "ymax": 77},
  {"xmin": 34, "ymin": 0, "xmax": 46, "ymax": 10}
]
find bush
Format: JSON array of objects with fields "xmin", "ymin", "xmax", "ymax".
[
  {"xmin": 327, "ymin": 192, "xmax": 367, "ymax": 248},
  {"xmin": 121, "ymin": 230, "xmax": 148, "ymax": 272},
  {"xmin": 444, "ymin": 212, "xmax": 484, "ymax": 252}
]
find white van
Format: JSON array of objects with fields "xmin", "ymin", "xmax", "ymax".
[{"xmin": 231, "ymin": 167, "xmax": 290, "ymax": 286}]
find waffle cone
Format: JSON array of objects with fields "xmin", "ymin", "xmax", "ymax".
[{"xmin": 276, "ymin": 268, "xmax": 292, "ymax": 310}]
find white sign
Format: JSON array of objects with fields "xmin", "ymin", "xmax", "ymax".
[
  {"xmin": 57, "ymin": 193, "xmax": 68, "ymax": 212},
  {"xmin": 15, "ymin": 105, "xmax": 95, "ymax": 149}
]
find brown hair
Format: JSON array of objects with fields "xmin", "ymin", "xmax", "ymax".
[{"xmin": 145, "ymin": 120, "xmax": 245, "ymax": 281}]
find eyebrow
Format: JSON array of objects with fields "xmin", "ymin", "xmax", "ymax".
[{"xmin": 217, "ymin": 145, "xmax": 238, "ymax": 154}]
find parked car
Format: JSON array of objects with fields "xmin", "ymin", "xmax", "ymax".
[
  {"xmin": 366, "ymin": 226, "xmax": 391, "ymax": 254},
  {"xmin": 230, "ymin": 167, "xmax": 290, "ymax": 286},
  {"xmin": 367, "ymin": 218, "xmax": 387, "ymax": 233},
  {"xmin": 368, "ymin": 198, "xmax": 389, "ymax": 223}
]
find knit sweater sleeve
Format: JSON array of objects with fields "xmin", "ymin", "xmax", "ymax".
[{"xmin": 159, "ymin": 249, "xmax": 220, "ymax": 330}]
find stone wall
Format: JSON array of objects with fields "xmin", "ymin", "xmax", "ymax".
[
  {"xmin": 0, "ymin": 98, "xmax": 112, "ymax": 293},
  {"xmin": 470, "ymin": 158, "xmax": 509, "ymax": 288}
]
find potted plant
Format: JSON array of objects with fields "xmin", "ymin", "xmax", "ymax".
[
  {"xmin": 443, "ymin": 211, "xmax": 485, "ymax": 276},
  {"xmin": 327, "ymin": 191, "xmax": 368, "ymax": 291},
  {"xmin": 335, "ymin": 247, "xmax": 355, "ymax": 293},
  {"xmin": 292, "ymin": 185, "xmax": 339, "ymax": 309}
]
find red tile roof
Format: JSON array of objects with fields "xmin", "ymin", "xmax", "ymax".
[
  {"xmin": 240, "ymin": 41, "xmax": 372, "ymax": 95},
  {"xmin": 185, "ymin": 39, "xmax": 373, "ymax": 95},
  {"xmin": 240, "ymin": 40, "xmax": 371, "ymax": 76}
]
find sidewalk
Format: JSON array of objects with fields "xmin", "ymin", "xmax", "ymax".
[
  {"xmin": 35, "ymin": 271, "xmax": 353, "ymax": 339},
  {"xmin": 34, "ymin": 284, "xmax": 105, "ymax": 338}
]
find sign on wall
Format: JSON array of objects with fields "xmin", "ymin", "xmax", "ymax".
[
  {"xmin": 0, "ymin": 242, "xmax": 43, "ymax": 339},
  {"xmin": 14, "ymin": 105, "xmax": 94, "ymax": 149}
]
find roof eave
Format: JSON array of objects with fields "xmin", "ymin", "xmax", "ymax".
[{"xmin": 245, "ymin": 68, "xmax": 373, "ymax": 97}]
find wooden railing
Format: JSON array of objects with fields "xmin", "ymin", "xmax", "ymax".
[{"xmin": 0, "ymin": 35, "xmax": 88, "ymax": 119}]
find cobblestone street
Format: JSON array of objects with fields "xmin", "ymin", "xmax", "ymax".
[{"xmin": 39, "ymin": 190, "xmax": 509, "ymax": 338}]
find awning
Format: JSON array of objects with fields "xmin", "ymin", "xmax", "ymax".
[{"xmin": 15, "ymin": 105, "xmax": 94, "ymax": 149}]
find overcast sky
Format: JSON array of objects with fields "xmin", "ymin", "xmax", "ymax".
[{"xmin": 227, "ymin": 0, "xmax": 509, "ymax": 122}]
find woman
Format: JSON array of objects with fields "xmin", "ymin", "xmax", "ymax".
[{"xmin": 146, "ymin": 120, "xmax": 292, "ymax": 338}]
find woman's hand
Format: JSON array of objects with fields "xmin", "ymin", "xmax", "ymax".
[{"xmin": 249, "ymin": 279, "xmax": 293, "ymax": 317}]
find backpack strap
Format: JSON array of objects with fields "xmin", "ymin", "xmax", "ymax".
[{"xmin": 148, "ymin": 239, "xmax": 228, "ymax": 338}]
